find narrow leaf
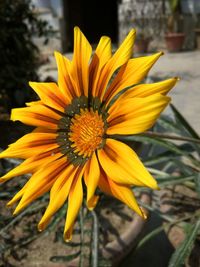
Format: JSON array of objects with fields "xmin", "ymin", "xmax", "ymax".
[
  {"xmin": 168, "ymin": 219, "xmax": 200, "ymax": 267},
  {"xmin": 170, "ymin": 104, "xmax": 200, "ymax": 139},
  {"xmin": 50, "ymin": 251, "xmax": 81, "ymax": 262},
  {"xmin": 194, "ymin": 173, "xmax": 200, "ymax": 196}
]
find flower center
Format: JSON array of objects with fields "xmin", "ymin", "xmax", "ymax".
[
  {"xmin": 69, "ymin": 109, "xmax": 104, "ymax": 158},
  {"xmin": 56, "ymin": 96, "xmax": 108, "ymax": 166}
]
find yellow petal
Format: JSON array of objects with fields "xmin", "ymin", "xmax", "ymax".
[
  {"xmin": 98, "ymin": 168, "xmax": 112, "ymax": 195},
  {"xmin": 107, "ymin": 94, "xmax": 170, "ymax": 135},
  {"xmin": 108, "ymin": 179, "xmax": 146, "ymax": 218},
  {"xmin": 96, "ymin": 29, "xmax": 136, "ymax": 100},
  {"xmin": 11, "ymin": 104, "xmax": 61, "ymax": 129},
  {"xmin": 104, "ymin": 52, "xmax": 163, "ymax": 105},
  {"xmin": 89, "ymin": 36, "xmax": 112, "ymax": 97},
  {"xmin": 29, "ymin": 82, "xmax": 67, "ymax": 112},
  {"xmin": 99, "ymin": 174, "xmax": 146, "ymax": 218},
  {"xmin": 119, "ymin": 77, "xmax": 179, "ymax": 100},
  {"xmin": 0, "ymin": 132, "xmax": 58, "ymax": 159},
  {"xmin": 0, "ymin": 149, "xmax": 62, "ymax": 182},
  {"xmin": 54, "ymin": 51, "xmax": 78, "ymax": 99},
  {"xmin": 26, "ymin": 100, "xmax": 43, "ymax": 106},
  {"xmin": 72, "ymin": 26, "xmax": 92, "ymax": 97},
  {"xmin": 64, "ymin": 166, "xmax": 85, "ymax": 241},
  {"xmin": 7, "ymin": 185, "xmax": 27, "ymax": 206},
  {"xmin": 38, "ymin": 164, "xmax": 78, "ymax": 231},
  {"xmin": 13, "ymin": 157, "xmax": 68, "ymax": 215},
  {"xmin": 97, "ymin": 139, "xmax": 158, "ymax": 189},
  {"xmin": 0, "ymin": 143, "xmax": 58, "ymax": 160},
  {"xmin": 84, "ymin": 153, "xmax": 100, "ymax": 210}
]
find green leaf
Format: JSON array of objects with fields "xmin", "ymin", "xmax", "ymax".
[
  {"xmin": 144, "ymin": 150, "xmax": 175, "ymax": 166},
  {"xmin": 116, "ymin": 135, "xmax": 190, "ymax": 156},
  {"xmin": 50, "ymin": 251, "xmax": 81, "ymax": 262},
  {"xmin": 158, "ymin": 116, "xmax": 182, "ymax": 133},
  {"xmin": 169, "ymin": 0, "xmax": 180, "ymax": 12},
  {"xmin": 168, "ymin": 219, "xmax": 200, "ymax": 267},
  {"xmin": 157, "ymin": 175, "xmax": 194, "ymax": 187},
  {"xmin": 170, "ymin": 104, "xmax": 200, "ymax": 139},
  {"xmin": 194, "ymin": 173, "xmax": 200, "ymax": 196},
  {"xmin": 135, "ymin": 225, "xmax": 164, "ymax": 251}
]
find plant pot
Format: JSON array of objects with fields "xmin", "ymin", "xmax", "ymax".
[
  {"xmin": 165, "ymin": 33, "xmax": 185, "ymax": 52},
  {"xmin": 134, "ymin": 38, "xmax": 150, "ymax": 53}
]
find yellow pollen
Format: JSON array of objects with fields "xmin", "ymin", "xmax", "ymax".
[{"xmin": 69, "ymin": 109, "xmax": 105, "ymax": 158}]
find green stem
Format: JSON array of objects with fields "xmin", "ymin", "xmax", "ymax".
[
  {"xmin": 91, "ymin": 210, "xmax": 99, "ymax": 267},
  {"xmin": 141, "ymin": 131, "xmax": 200, "ymax": 144},
  {"xmin": 79, "ymin": 206, "xmax": 85, "ymax": 267}
]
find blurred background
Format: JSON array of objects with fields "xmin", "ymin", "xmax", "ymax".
[
  {"xmin": 0, "ymin": 1, "xmax": 200, "ymax": 267},
  {"xmin": 0, "ymin": 0, "xmax": 200, "ymax": 131}
]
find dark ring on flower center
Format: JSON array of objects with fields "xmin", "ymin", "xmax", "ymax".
[{"xmin": 56, "ymin": 96, "xmax": 108, "ymax": 166}]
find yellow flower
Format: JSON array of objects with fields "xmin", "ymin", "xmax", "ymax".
[{"xmin": 0, "ymin": 27, "xmax": 178, "ymax": 241}]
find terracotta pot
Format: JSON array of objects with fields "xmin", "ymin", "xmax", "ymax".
[
  {"xmin": 134, "ymin": 38, "xmax": 150, "ymax": 53},
  {"xmin": 165, "ymin": 33, "xmax": 185, "ymax": 52}
]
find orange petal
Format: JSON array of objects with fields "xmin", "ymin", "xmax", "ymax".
[
  {"xmin": 0, "ymin": 149, "xmax": 62, "ymax": 182},
  {"xmin": 54, "ymin": 51, "xmax": 78, "ymax": 99},
  {"xmin": 107, "ymin": 94, "xmax": 170, "ymax": 135},
  {"xmin": 97, "ymin": 139, "xmax": 158, "ymax": 189},
  {"xmin": 0, "ymin": 132, "xmax": 58, "ymax": 159},
  {"xmin": 99, "ymin": 174, "xmax": 146, "ymax": 218},
  {"xmin": 11, "ymin": 104, "xmax": 61, "ymax": 129},
  {"xmin": 119, "ymin": 77, "xmax": 179, "ymax": 100},
  {"xmin": 13, "ymin": 157, "xmax": 68, "ymax": 215},
  {"xmin": 96, "ymin": 29, "xmax": 136, "ymax": 100},
  {"xmin": 84, "ymin": 153, "xmax": 100, "ymax": 210},
  {"xmin": 89, "ymin": 36, "xmax": 112, "ymax": 97},
  {"xmin": 26, "ymin": 100, "xmax": 43, "ymax": 106},
  {"xmin": 38, "ymin": 164, "xmax": 78, "ymax": 231},
  {"xmin": 29, "ymin": 82, "xmax": 67, "ymax": 112},
  {"xmin": 64, "ymin": 166, "xmax": 85, "ymax": 241},
  {"xmin": 72, "ymin": 27, "xmax": 92, "ymax": 97},
  {"xmin": 104, "ymin": 52, "xmax": 163, "ymax": 105}
]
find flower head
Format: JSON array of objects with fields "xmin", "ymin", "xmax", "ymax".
[{"xmin": 0, "ymin": 27, "xmax": 178, "ymax": 241}]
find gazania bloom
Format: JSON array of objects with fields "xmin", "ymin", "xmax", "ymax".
[{"xmin": 0, "ymin": 27, "xmax": 177, "ymax": 241}]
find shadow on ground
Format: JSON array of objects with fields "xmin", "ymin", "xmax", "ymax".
[{"xmin": 120, "ymin": 213, "xmax": 174, "ymax": 267}]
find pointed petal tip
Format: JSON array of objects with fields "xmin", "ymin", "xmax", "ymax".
[
  {"xmin": 74, "ymin": 26, "xmax": 80, "ymax": 33},
  {"xmin": 6, "ymin": 201, "xmax": 12, "ymax": 207},
  {"xmin": 130, "ymin": 28, "xmax": 136, "ymax": 35},
  {"xmin": 38, "ymin": 224, "xmax": 44, "ymax": 232},
  {"xmin": 0, "ymin": 173, "xmax": 10, "ymax": 184},
  {"xmin": 54, "ymin": 50, "xmax": 60, "ymax": 57},
  {"xmin": 10, "ymin": 109, "xmax": 19, "ymax": 122},
  {"xmin": 140, "ymin": 207, "xmax": 148, "ymax": 219},
  {"xmin": 38, "ymin": 217, "xmax": 51, "ymax": 232},
  {"xmin": 153, "ymin": 51, "xmax": 164, "ymax": 59},
  {"xmin": 157, "ymin": 185, "xmax": 161, "ymax": 190},
  {"xmin": 88, "ymin": 206, "xmax": 94, "ymax": 211},
  {"xmin": 175, "ymin": 76, "xmax": 180, "ymax": 81},
  {"xmin": 28, "ymin": 81, "xmax": 35, "ymax": 87},
  {"xmin": 54, "ymin": 50, "xmax": 63, "ymax": 61},
  {"xmin": 64, "ymin": 233, "xmax": 72, "ymax": 243},
  {"xmin": 13, "ymin": 209, "xmax": 19, "ymax": 216},
  {"xmin": 0, "ymin": 177, "xmax": 8, "ymax": 184},
  {"xmin": 87, "ymin": 195, "xmax": 99, "ymax": 211},
  {"xmin": 13, "ymin": 203, "xmax": 24, "ymax": 215}
]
